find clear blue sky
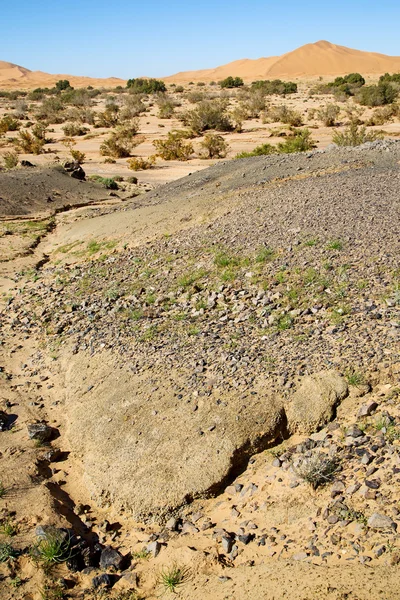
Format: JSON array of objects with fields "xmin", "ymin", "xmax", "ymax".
[{"xmin": 2, "ymin": 0, "xmax": 400, "ymax": 78}]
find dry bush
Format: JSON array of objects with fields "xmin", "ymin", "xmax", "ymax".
[
  {"xmin": 153, "ymin": 130, "xmax": 194, "ymax": 160},
  {"xmin": 238, "ymin": 89, "xmax": 267, "ymax": 118},
  {"xmin": 62, "ymin": 123, "xmax": 89, "ymax": 136},
  {"xmin": 0, "ymin": 115, "xmax": 20, "ymax": 134},
  {"xmin": 120, "ymin": 95, "xmax": 147, "ymax": 119},
  {"xmin": 185, "ymin": 90, "xmax": 207, "ymax": 104},
  {"xmin": 199, "ymin": 133, "xmax": 229, "ymax": 158},
  {"xmin": 100, "ymin": 120, "xmax": 143, "ymax": 158},
  {"xmin": 35, "ymin": 97, "xmax": 66, "ymax": 124},
  {"xmin": 157, "ymin": 94, "xmax": 180, "ymax": 119},
  {"xmin": 317, "ymin": 103, "xmax": 340, "ymax": 126},
  {"xmin": 264, "ymin": 105, "xmax": 303, "ymax": 126},
  {"xmin": 367, "ymin": 104, "xmax": 399, "ymax": 125},
  {"xmin": 332, "ymin": 121, "xmax": 383, "ymax": 146},
  {"xmin": 293, "ymin": 453, "xmax": 339, "ymax": 489},
  {"xmin": 96, "ymin": 105, "xmax": 120, "ymax": 128},
  {"xmin": 13, "ymin": 100, "xmax": 28, "ymax": 119},
  {"xmin": 127, "ymin": 156, "xmax": 156, "ymax": 170},
  {"xmin": 62, "ymin": 138, "xmax": 86, "ymax": 164},
  {"xmin": 17, "ymin": 130, "xmax": 45, "ymax": 154},
  {"xmin": 181, "ymin": 99, "xmax": 233, "ymax": 134},
  {"xmin": 1, "ymin": 150, "xmax": 19, "ymax": 169},
  {"xmin": 66, "ymin": 107, "xmax": 96, "ymax": 125}
]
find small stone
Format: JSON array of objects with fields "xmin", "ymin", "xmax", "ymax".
[
  {"xmin": 346, "ymin": 482, "xmax": 361, "ymax": 495},
  {"xmin": 331, "ymin": 481, "xmax": 345, "ymax": 497},
  {"xmin": 367, "ymin": 513, "xmax": 395, "ymax": 530},
  {"xmin": 165, "ymin": 517, "xmax": 178, "ymax": 531},
  {"xmin": 238, "ymin": 533, "xmax": 253, "ymax": 545},
  {"xmin": 365, "ymin": 479, "xmax": 380, "ymax": 489},
  {"xmin": 357, "ymin": 402, "xmax": 378, "ymax": 418},
  {"xmin": 293, "ymin": 552, "xmax": 308, "ymax": 561},
  {"xmin": 221, "ymin": 535, "xmax": 234, "ymax": 554},
  {"xmin": 146, "ymin": 541, "xmax": 161, "ymax": 557},
  {"xmin": 346, "ymin": 425, "xmax": 363, "ymax": 438}
]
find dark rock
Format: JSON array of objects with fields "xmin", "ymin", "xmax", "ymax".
[
  {"xmin": 0, "ymin": 411, "xmax": 9, "ymax": 431},
  {"xmin": 27, "ymin": 423, "xmax": 56, "ymax": 442},
  {"xmin": 70, "ymin": 167, "xmax": 85, "ymax": 181},
  {"xmin": 238, "ymin": 533, "xmax": 254, "ymax": 545},
  {"xmin": 99, "ymin": 546, "xmax": 124, "ymax": 570},
  {"xmin": 365, "ymin": 479, "xmax": 380, "ymax": 489},
  {"xmin": 92, "ymin": 573, "xmax": 113, "ymax": 589},
  {"xmin": 358, "ymin": 402, "xmax": 378, "ymax": 418},
  {"xmin": 146, "ymin": 540, "xmax": 161, "ymax": 557},
  {"xmin": 21, "ymin": 160, "xmax": 35, "ymax": 167},
  {"xmin": 221, "ymin": 535, "xmax": 234, "ymax": 553}
]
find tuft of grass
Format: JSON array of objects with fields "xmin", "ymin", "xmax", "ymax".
[
  {"xmin": 157, "ymin": 563, "xmax": 190, "ymax": 593},
  {"xmin": 0, "ymin": 542, "xmax": 18, "ymax": 562},
  {"xmin": 132, "ymin": 548, "xmax": 151, "ymax": 560},
  {"xmin": 276, "ymin": 314, "xmax": 293, "ymax": 331},
  {"xmin": 31, "ymin": 531, "xmax": 72, "ymax": 566},
  {"xmin": 255, "ymin": 246, "xmax": 274, "ymax": 263},
  {"xmin": 0, "ymin": 481, "xmax": 6, "ymax": 498},
  {"xmin": 0, "ymin": 518, "xmax": 18, "ymax": 537},
  {"xmin": 293, "ymin": 453, "xmax": 339, "ymax": 489},
  {"xmin": 327, "ymin": 239, "xmax": 343, "ymax": 251},
  {"xmin": 345, "ymin": 369, "xmax": 365, "ymax": 386}
]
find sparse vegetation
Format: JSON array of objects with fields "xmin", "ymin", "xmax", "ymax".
[
  {"xmin": 293, "ymin": 453, "xmax": 339, "ymax": 489},
  {"xmin": 153, "ymin": 130, "xmax": 194, "ymax": 160},
  {"xmin": 332, "ymin": 121, "xmax": 383, "ymax": 146},
  {"xmin": 199, "ymin": 133, "xmax": 229, "ymax": 158},
  {"xmin": 157, "ymin": 563, "xmax": 190, "ymax": 593},
  {"xmin": 127, "ymin": 156, "xmax": 156, "ymax": 170}
]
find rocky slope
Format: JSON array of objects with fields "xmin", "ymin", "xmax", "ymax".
[{"xmin": 0, "ymin": 141, "xmax": 399, "ymax": 599}]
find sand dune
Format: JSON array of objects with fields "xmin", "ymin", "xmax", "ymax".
[
  {"xmin": 1, "ymin": 41, "xmax": 400, "ymax": 89},
  {"xmin": 0, "ymin": 60, "xmax": 125, "ymax": 89},
  {"xmin": 164, "ymin": 40, "xmax": 400, "ymax": 82}
]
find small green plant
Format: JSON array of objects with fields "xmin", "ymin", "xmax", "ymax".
[
  {"xmin": 31, "ymin": 531, "xmax": 72, "ymax": 566},
  {"xmin": 345, "ymin": 369, "xmax": 365, "ymax": 386},
  {"xmin": 327, "ymin": 239, "xmax": 343, "ymax": 251},
  {"xmin": 0, "ymin": 518, "xmax": 17, "ymax": 537},
  {"xmin": 317, "ymin": 103, "xmax": 340, "ymax": 126},
  {"xmin": 256, "ymin": 246, "xmax": 274, "ymax": 262},
  {"xmin": 276, "ymin": 314, "xmax": 293, "ymax": 331},
  {"xmin": 293, "ymin": 453, "xmax": 339, "ymax": 489},
  {"xmin": 40, "ymin": 582, "xmax": 66, "ymax": 599},
  {"xmin": 0, "ymin": 542, "xmax": 18, "ymax": 562},
  {"xmin": 332, "ymin": 121, "xmax": 383, "ymax": 146},
  {"xmin": 157, "ymin": 563, "xmax": 190, "ymax": 593},
  {"xmin": 199, "ymin": 133, "xmax": 229, "ymax": 158},
  {"xmin": 132, "ymin": 548, "xmax": 151, "ymax": 560},
  {"xmin": 9, "ymin": 576, "xmax": 22, "ymax": 588},
  {"xmin": 127, "ymin": 156, "xmax": 156, "ymax": 170},
  {"xmin": 153, "ymin": 130, "xmax": 194, "ymax": 161}
]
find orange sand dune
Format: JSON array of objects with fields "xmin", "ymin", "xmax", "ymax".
[
  {"xmin": 164, "ymin": 40, "xmax": 400, "ymax": 83},
  {"xmin": 0, "ymin": 60, "xmax": 125, "ymax": 89}
]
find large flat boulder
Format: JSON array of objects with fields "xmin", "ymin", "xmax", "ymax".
[
  {"xmin": 63, "ymin": 351, "xmax": 285, "ymax": 522},
  {"xmin": 286, "ymin": 370, "xmax": 348, "ymax": 435}
]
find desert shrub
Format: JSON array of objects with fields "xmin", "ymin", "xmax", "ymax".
[
  {"xmin": 120, "ymin": 94, "xmax": 147, "ymax": 119},
  {"xmin": 236, "ymin": 143, "xmax": 276, "ymax": 158},
  {"xmin": 65, "ymin": 106, "xmax": 96, "ymax": 124},
  {"xmin": 31, "ymin": 123, "xmax": 48, "ymax": 141},
  {"xmin": 332, "ymin": 121, "xmax": 383, "ymax": 146},
  {"xmin": 89, "ymin": 175, "xmax": 119, "ymax": 189},
  {"xmin": 175, "ymin": 86, "xmax": 184, "ymax": 93},
  {"xmin": 265, "ymin": 105, "xmax": 302, "ymax": 126},
  {"xmin": 220, "ymin": 76, "xmax": 244, "ymax": 88},
  {"xmin": 1, "ymin": 151, "xmax": 19, "ymax": 169},
  {"xmin": 317, "ymin": 103, "xmax": 340, "ymax": 126},
  {"xmin": 380, "ymin": 72, "xmax": 400, "ymax": 84},
  {"xmin": 100, "ymin": 121, "xmax": 143, "ymax": 158},
  {"xmin": 13, "ymin": 100, "xmax": 28, "ymax": 119},
  {"xmin": 251, "ymin": 79, "xmax": 297, "ymax": 95},
  {"xmin": 55, "ymin": 79, "xmax": 72, "ymax": 91},
  {"xmin": 127, "ymin": 78, "xmax": 166, "ymax": 94},
  {"xmin": 62, "ymin": 138, "xmax": 86, "ymax": 164},
  {"xmin": 367, "ymin": 104, "xmax": 399, "ymax": 125},
  {"xmin": 157, "ymin": 94, "xmax": 179, "ymax": 119},
  {"xmin": 35, "ymin": 97, "xmax": 66, "ymax": 123},
  {"xmin": 185, "ymin": 90, "xmax": 206, "ymax": 104},
  {"xmin": 153, "ymin": 130, "xmax": 194, "ymax": 160},
  {"xmin": 293, "ymin": 453, "xmax": 339, "ymax": 489},
  {"xmin": 277, "ymin": 128, "xmax": 314, "ymax": 153},
  {"xmin": 17, "ymin": 127, "xmax": 46, "ymax": 154},
  {"xmin": 333, "ymin": 73, "xmax": 365, "ymax": 87},
  {"xmin": 96, "ymin": 103, "xmax": 120, "ymax": 128},
  {"xmin": 127, "ymin": 156, "xmax": 156, "ymax": 170},
  {"xmin": 61, "ymin": 88, "xmax": 91, "ymax": 107},
  {"xmin": 181, "ymin": 99, "xmax": 233, "ymax": 133},
  {"xmin": 62, "ymin": 123, "xmax": 89, "ymax": 136},
  {"xmin": 238, "ymin": 89, "xmax": 267, "ymax": 118},
  {"xmin": 199, "ymin": 133, "xmax": 229, "ymax": 158},
  {"xmin": 356, "ymin": 82, "xmax": 398, "ymax": 107},
  {"xmin": 0, "ymin": 115, "xmax": 20, "ymax": 134}
]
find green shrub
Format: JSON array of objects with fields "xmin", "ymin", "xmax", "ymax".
[
  {"xmin": 332, "ymin": 121, "xmax": 383, "ymax": 146},
  {"xmin": 380, "ymin": 72, "xmax": 400, "ymax": 84},
  {"xmin": 153, "ymin": 130, "xmax": 194, "ymax": 160},
  {"xmin": 236, "ymin": 143, "xmax": 276, "ymax": 158},
  {"xmin": 220, "ymin": 76, "xmax": 244, "ymax": 88},
  {"xmin": 55, "ymin": 79, "xmax": 72, "ymax": 91},
  {"xmin": 127, "ymin": 78, "xmax": 166, "ymax": 93},
  {"xmin": 35, "ymin": 97, "xmax": 66, "ymax": 123},
  {"xmin": 367, "ymin": 104, "xmax": 400, "ymax": 125},
  {"xmin": 251, "ymin": 79, "xmax": 297, "ymax": 95},
  {"xmin": 317, "ymin": 103, "xmax": 340, "ymax": 126},
  {"xmin": 96, "ymin": 104, "xmax": 120, "ymax": 128},
  {"xmin": 181, "ymin": 99, "xmax": 233, "ymax": 133},
  {"xmin": 18, "ymin": 129, "xmax": 45, "ymax": 154},
  {"xmin": 157, "ymin": 94, "xmax": 179, "ymax": 119},
  {"xmin": 89, "ymin": 175, "xmax": 119, "ymax": 189},
  {"xmin": 100, "ymin": 121, "xmax": 143, "ymax": 158},
  {"xmin": 199, "ymin": 133, "xmax": 229, "ymax": 158},
  {"xmin": 277, "ymin": 128, "xmax": 314, "ymax": 153},
  {"xmin": 356, "ymin": 82, "xmax": 398, "ymax": 107}
]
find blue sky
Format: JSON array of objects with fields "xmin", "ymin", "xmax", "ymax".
[{"xmin": 2, "ymin": 0, "xmax": 400, "ymax": 78}]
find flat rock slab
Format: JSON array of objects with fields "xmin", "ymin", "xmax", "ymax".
[
  {"xmin": 286, "ymin": 370, "xmax": 348, "ymax": 435},
  {"xmin": 64, "ymin": 351, "xmax": 285, "ymax": 522}
]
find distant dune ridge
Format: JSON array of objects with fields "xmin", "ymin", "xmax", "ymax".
[{"xmin": 1, "ymin": 41, "xmax": 400, "ymax": 89}]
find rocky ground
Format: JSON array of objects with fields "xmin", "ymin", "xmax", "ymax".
[{"xmin": 0, "ymin": 141, "xmax": 399, "ymax": 598}]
